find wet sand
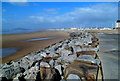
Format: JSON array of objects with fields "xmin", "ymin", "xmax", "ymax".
[
  {"xmin": 1, "ymin": 31, "xmax": 69, "ymax": 63},
  {"xmin": 85, "ymin": 30, "xmax": 119, "ymax": 34}
]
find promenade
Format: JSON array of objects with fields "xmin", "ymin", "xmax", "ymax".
[{"xmin": 97, "ymin": 34, "xmax": 119, "ymax": 80}]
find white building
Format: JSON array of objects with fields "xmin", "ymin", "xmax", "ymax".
[
  {"xmin": 70, "ymin": 27, "xmax": 77, "ymax": 30},
  {"xmin": 116, "ymin": 20, "xmax": 120, "ymax": 28}
]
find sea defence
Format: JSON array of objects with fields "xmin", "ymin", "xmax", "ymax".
[{"xmin": 0, "ymin": 31, "xmax": 103, "ymax": 81}]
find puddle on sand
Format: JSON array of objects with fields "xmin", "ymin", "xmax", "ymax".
[
  {"xmin": 0, "ymin": 48, "xmax": 17, "ymax": 59},
  {"xmin": 22, "ymin": 37, "xmax": 56, "ymax": 42}
]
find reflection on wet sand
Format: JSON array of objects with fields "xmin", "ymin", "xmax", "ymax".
[{"xmin": 0, "ymin": 48, "xmax": 17, "ymax": 58}]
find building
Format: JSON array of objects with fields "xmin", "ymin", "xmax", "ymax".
[{"xmin": 116, "ymin": 20, "xmax": 120, "ymax": 28}]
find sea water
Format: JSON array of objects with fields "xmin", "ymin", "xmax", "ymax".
[
  {"xmin": 22, "ymin": 37, "xmax": 56, "ymax": 42},
  {"xmin": 0, "ymin": 48, "xmax": 17, "ymax": 58}
]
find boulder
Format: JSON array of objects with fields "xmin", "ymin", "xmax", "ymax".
[
  {"xmin": 91, "ymin": 47, "xmax": 99, "ymax": 52},
  {"xmin": 47, "ymin": 52, "xmax": 58, "ymax": 57},
  {"xmin": 19, "ymin": 59, "xmax": 30, "ymax": 70},
  {"xmin": 55, "ymin": 65, "xmax": 62, "ymax": 75},
  {"xmin": 68, "ymin": 42, "xmax": 74, "ymax": 47},
  {"xmin": 60, "ymin": 50, "xmax": 72, "ymax": 57},
  {"xmin": 66, "ymin": 74, "xmax": 80, "ymax": 80},
  {"xmin": 13, "ymin": 73, "xmax": 23, "ymax": 80},
  {"xmin": 29, "ymin": 66, "xmax": 39, "ymax": 73},
  {"xmin": 57, "ymin": 56, "xmax": 76, "ymax": 64},
  {"xmin": 40, "ymin": 62, "xmax": 50, "ymax": 68},
  {"xmin": 76, "ymin": 50, "xmax": 96, "ymax": 58},
  {"xmin": 24, "ymin": 66, "xmax": 39, "ymax": 80},
  {"xmin": 24, "ymin": 72, "xmax": 37, "ymax": 80},
  {"xmin": 2, "ymin": 65, "xmax": 25, "ymax": 79},
  {"xmin": 33, "ymin": 55, "xmax": 43, "ymax": 61},
  {"xmin": 49, "ymin": 47, "xmax": 56, "ymax": 52},
  {"xmin": 43, "ymin": 56, "xmax": 60, "ymax": 63},
  {"xmin": 72, "ymin": 46, "xmax": 82, "ymax": 53},
  {"xmin": 64, "ymin": 59, "xmax": 99, "ymax": 80},
  {"xmin": 76, "ymin": 55, "xmax": 101, "ymax": 65},
  {"xmin": 85, "ymin": 37, "xmax": 92, "ymax": 44},
  {"xmin": 81, "ymin": 47, "xmax": 99, "ymax": 52},
  {"xmin": 49, "ymin": 59, "xmax": 55, "ymax": 68},
  {"xmin": 61, "ymin": 63, "xmax": 69, "ymax": 69},
  {"xmin": 40, "ymin": 52, "xmax": 47, "ymax": 57},
  {"xmin": 56, "ymin": 48, "xmax": 64, "ymax": 54},
  {"xmin": 40, "ymin": 67, "xmax": 61, "ymax": 81}
]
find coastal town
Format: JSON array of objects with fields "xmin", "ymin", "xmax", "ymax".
[{"xmin": 51, "ymin": 20, "xmax": 120, "ymax": 31}]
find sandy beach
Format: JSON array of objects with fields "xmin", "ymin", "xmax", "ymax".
[
  {"xmin": 1, "ymin": 30, "xmax": 119, "ymax": 80},
  {"xmin": 1, "ymin": 31, "xmax": 103, "ymax": 80},
  {"xmin": 85, "ymin": 30, "xmax": 120, "ymax": 34},
  {"xmin": 1, "ymin": 30, "xmax": 119, "ymax": 63},
  {"xmin": 1, "ymin": 31, "xmax": 69, "ymax": 63}
]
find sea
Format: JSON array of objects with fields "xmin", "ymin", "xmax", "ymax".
[{"xmin": 1, "ymin": 28, "xmax": 46, "ymax": 34}]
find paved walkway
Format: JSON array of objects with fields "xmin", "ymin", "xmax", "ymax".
[{"xmin": 97, "ymin": 34, "xmax": 119, "ymax": 80}]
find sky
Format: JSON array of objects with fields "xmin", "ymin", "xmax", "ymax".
[
  {"xmin": 2, "ymin": 0, "xmax": 119, "ymax": 2},
  {"xmin": 2, "ymin": 2, "xmax": 119, "ymax": 34}
]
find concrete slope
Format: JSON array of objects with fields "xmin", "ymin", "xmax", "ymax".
[{"xmin": 97, "ymin": 34, "xmax": 119, "ymax": 80}]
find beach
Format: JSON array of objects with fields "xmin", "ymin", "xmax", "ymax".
[
  {"xmin": 1, "ymin": 30, "xmax": 69, "ymax": 63},
  {"xmin": 1, "ymin": 2, "xmax": 119, "ymax": 80},
  {"xmin": 1, "ymin": 30, "xmax": 119, "ymax": 80},
  {"xmin": 1, "ymin": 30, "xmax": 119, "ymax": 64},
  {"xmin": 1, "ymin": 31, "xmax": 102, "ymax": 80},
  {"xmin": 85, "ymin": 30, "xmax": 119, "ymax": 34}
]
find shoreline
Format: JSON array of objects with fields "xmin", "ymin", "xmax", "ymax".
[
  {"xmin": 1, "ymin": 30, "xmax": 119, "ymax": 80},
  {"xmin": 1, "ymin": 30, "xmax": 119, "ymax": 63},
  {"xmin": 1, "ymin": 29, "xmax": 47, "ymax": 35},
  {"xmin": 1, "ymin": 30, "xmax": 69, "ymax": 63},
  {"xmin": 85, "ymin": 30, "xmax": 120, "ymax": 34},
  {"xmin": 1, "ymin": 31, "xmax": 103, "ymax": 80}
]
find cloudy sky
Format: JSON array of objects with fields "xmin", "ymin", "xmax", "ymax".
[{"xmin": 2, "ymin": 2, "xmax": 118, "ymax": 33}]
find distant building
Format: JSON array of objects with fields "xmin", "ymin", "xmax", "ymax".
[
  {"xmin": 116, "ymin": 20, "xmax": 120, "ymax": 29},
  {"xmin": 69, "ymin": 27, "xmax": 77, "ymax": 30},
  {"xmin": 70, "ymin": 27, "xmax": 77, "ymax": 30},
  {"xmin": 91, "ymin": 27, "xmax": 98, "ymax": 30}
]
